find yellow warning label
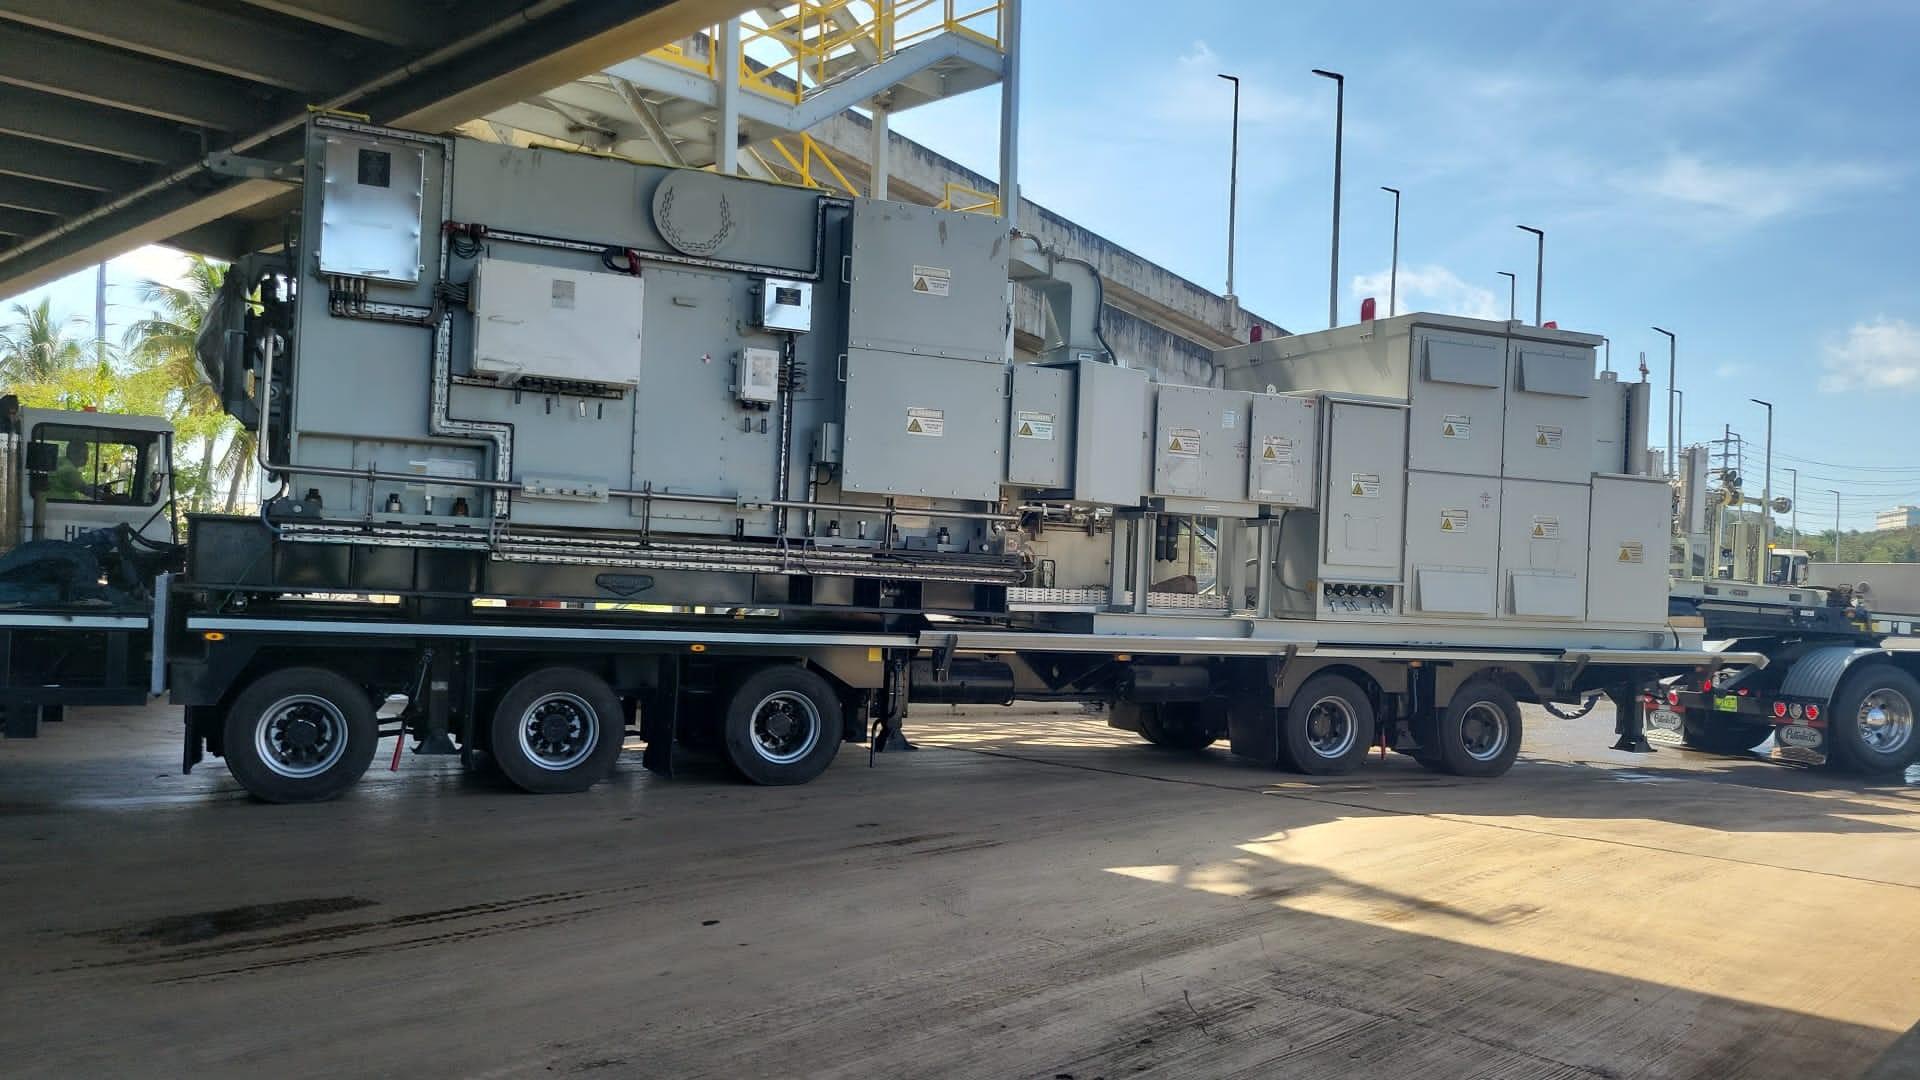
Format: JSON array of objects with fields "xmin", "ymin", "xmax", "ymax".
[
  {"xmin": 1349, "ymin": 472, "xmax": 1380, "ymax": 498},
  {"xmin": 1164, "ymin": 427, "xmax": 1200, "ymax": 456},
  {"xmin": 913, "ymin": 277, "xmax": 929, "ymax": 292},
  {"xmin": 1263, "ymin": 445, "xmax": 1278, "ymax": 461},
  {"xmin": 1618, "ymin": 541, "xmax": 1645, "ymax": 564},
  {"xmin": 1019, "ymin": 422, "xmax": 1033, "ymax": 436},
  {"xmin": 1444, "ymin": 424, "xmax": 1457, "ymax": 436},
  {"xmin": 1535, "ymin": 425, "xmax": 1563, "ymax": 449},
  {"xmin": 1442, "ymin": 414, "xmax": 1471, "ymax": 439},
  {"xmin": 1353, "ymin": 482, "xmax": 1366, "ymax": 495},
  {"xmin": 1532, "ymin": 523, "xmax": 1544, "ymax": 536},
  {"xmin": 1441, "ymin": 518, "xmax": 1453, "ymax": 531},
  {"xmin": 1015, "ymin": 410, "xmax": 1054, "ymax": 440},
  {"xmin": 905, "ymin": 406, "xmax": 944, "ymax": 437},
  {"xmin": 1440, "ymin": 508, "xmax": 1469, "ymax": 533},
  {"xmin": 1531, "ymin": 516, "xmax": 1560, "ymax": 540}
]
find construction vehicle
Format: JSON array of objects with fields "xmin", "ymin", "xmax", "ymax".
[
  {"xmin": 0, "ymin": 115, "xmax": 1753, "ymax": 801},
  {"xmin": 1660, "ymin": 456, "xmax": 1919, "ymax": 773}
]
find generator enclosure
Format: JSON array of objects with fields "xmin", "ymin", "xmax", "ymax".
[{"xmin": 198, "ymin": 117, "xmax": 1669, "ymax": 642}]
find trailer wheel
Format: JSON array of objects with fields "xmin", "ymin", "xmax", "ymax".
[
  {"xmin": 1828, "ymin": 664, "xmax": 1920, "ymax": 775},
  {"xmin": 720, "ymin": 665, "xmax": 844, "ymax": 785},
  {"xmin": 1279, "ymin": 675, "xmax": 1375, "ymax": 775},
  {"xmin": 489, "ymin": 668, "xmax": 626, "ymax": 794},
  {"xmin": 223, "ymin": 667, "xmax": 378, "ymax": 803},
  {"xmin": 1138, "ymin": 703, "xmax": 1219, "ymax": 750},
  {"xmin": 1428, "ymin": 679, "xmax": 1523, "ymax": 778},
  {"xmin": 1680, "ymin": 715, "xmax": 1772, "ymax": 754}
]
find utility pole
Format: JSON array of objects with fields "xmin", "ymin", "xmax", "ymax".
[
  {"xmin": 1381, "ymin": 186, "xmax": 1400, "ymax": 316},
  {"xmin": 1312, "ymin": 69, "xmax": 1344, "ymax": 328},
  {"xmin": 1218, "ymin": 74, "xmax": 1240, "ymax": 304},
  {"xmin": 1785, "ymin": 467, "xmax": 1798, "ymax": 549},
  {"xmin": 1517, "ymin": 225, "xmax": 1543, "ymax": 325},
  {"xmin": 1751, "ymin": 398, "xmax": 1772, "ymax": 584},
  {"xmin": 1497, "ymin": 271, "xmax": 1516, "ymax": 320},
  {"xmin": 1652, "ymin": 326, "xmax": 1675, "ymax": 480},
  {"xmin": 1830, "ymin": 490, "xmax": 1843, "ymax": 563}
]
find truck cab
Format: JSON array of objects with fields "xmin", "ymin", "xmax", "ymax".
[
  {"xmin": 4, "ymin": 406, "xmax": 175, "ymax": 548},
  {"xmin": 1768, "ymin": 547, "xmax": 1811, "ymax": 586}
]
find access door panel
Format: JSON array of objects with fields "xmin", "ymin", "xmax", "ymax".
[
  {"xmin": 1408, "ymin": 329, "xmax": 1506, "ymax": 476},
  {"xmin": 1320, "ymin": 401, "xmax": 1407, "ymax": 577},
  {"xmin": 1504, "ymin": 342, "xmax": 1595, "ymax": 484}
]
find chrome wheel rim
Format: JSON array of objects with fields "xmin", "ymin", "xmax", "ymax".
[
  {"xmin": 1857, "ymin": 689, "xmax": 1914, "ymax": 755},
  {"xmin": 749, "ymin": 690, "xmax": 821, "ymax": 764},
  {"xmin": 517, "ymin": 691, "xmax": 601, "ymax": 771},
  {"xmin": 1301, "ymin": 696, "xmax": 1357, "ymax": 758},
  {"xmin": 1460, "ymin": 702, "xmax": 1509, "ymax": 762},
  {"xmin": 255, "ymin": 694, "xmax": 350, "ymax": 779}
]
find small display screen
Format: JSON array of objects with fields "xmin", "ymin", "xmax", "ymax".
[
  {"xmin": 357, "ymin": 148, "xmax": 392, "ymax": 188},
  {"xmin": 774, "ymin": 286, "xmax": 803, "ymax": 306}
]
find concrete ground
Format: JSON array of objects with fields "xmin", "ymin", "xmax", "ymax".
[{"xmin": 1, "ymin": 702, "xmax": 1916, "ymax": 1079}]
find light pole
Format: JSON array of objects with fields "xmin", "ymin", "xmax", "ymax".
[
  {"xmin": 1516, "ymin": 225, "xmax": 1543, "ymax": 325},
  {"xmin": 1652, "ymin": 326, "xmax": 1676, "ymax": 480},
  {"xmin": 1830, "ymin": 490, "xmax": 1843, "ymax": 563},
  {"xmin": 1497, "ymin": 271, "xmax": 1516, "ymax": 320},
  {"xmin": 1751, "ymin": 398, "xmax": 1772, "ymax": 583},
  {"xmin": 1218, "ymin": 73, "xmax": 1239, "ymax": 304},
  {"xmin": 1381, "ymin": 186, "xmax": 1400, "ymax": 316},
  {"xmin": 1312, "ymin": 68, "xmax": 1344, "ymax": 328},
  {"xmin": 1785, "ymin": 467, "xmax": 1798, "ymax": 549}
]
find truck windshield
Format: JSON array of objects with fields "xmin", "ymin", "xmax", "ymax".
[{"xmin": 32, "ymin": 423, "xmax": 162, "ymax": 506}]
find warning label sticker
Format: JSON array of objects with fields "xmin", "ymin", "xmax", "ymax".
[
  {"xmin": 1618, "ymin": 541, "xmax": 1645, "ymax": 564},
  {"xmin": 1531, "ymin": 515, "xmax": 1560, "ymax": 540},
  {"xmin": 1221, "ymin": 410, "xmax": 1237, "ymax": 430},
  {"xmin": 910, "ymin": 264, "xmax": 951, "ymax": 297},
  {"xmin": 1442, "ymin": 413, "xmax": 1471, "ymax": 440},
  {"xmin": 1015, "ymin": 410, "xmax": 1055, "ymax": 440},
  {"xmin": 905, "ymin": 406, "xmax": 945, "ymax": 437},
  {"xmin": 1165, "ymin": 427, "xmax": 1201, "ymax": 457},
  {"xmin": 1535, "ymin": 425, "xmax": 1563, "ymax": 449},
  {"xmin": 1350, "ymin": 472, "xmax": 1381, "ymax": 499},
  {"xmin": 1440, "ymin": 509, "xmax": 1469, "ymax": 533},
  {"xmin": 1260, "ymin": 435, "xmax": 1293, "ymax": 464}
]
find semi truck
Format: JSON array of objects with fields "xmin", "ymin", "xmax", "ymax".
[
  {"xmin": 0, "ymin": 115, "xmax": 1758, "ymax": 801},
  {"xmin": 1657, "ymin": 462, "xmax": 1918, "ymax": 774}
]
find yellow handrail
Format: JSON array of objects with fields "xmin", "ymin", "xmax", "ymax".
[
  {"xmin": 768, "ymin": 133, "xmax": 861, "ymax": 196},
  {"xmin": 937, "ymin": 180, "xmax": 999, "ymax": 215}
]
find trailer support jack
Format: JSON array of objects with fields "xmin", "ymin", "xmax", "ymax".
[{"xmin": 1607, "ymin": 678, "xmax": 1657, "ymax": 754}]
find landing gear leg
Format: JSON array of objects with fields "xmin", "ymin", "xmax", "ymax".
[
  {"xmin": 1607, "ymin": 676, "xmax": 1656, "ymax": 754},
  {"xmin": 870, "ymin": 654, "xmax": 916, "ymax": 760}
]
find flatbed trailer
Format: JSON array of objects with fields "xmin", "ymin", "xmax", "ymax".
[
  {"xmin": 1658, "ymin": 579, "xmax": 1920, "ymax": 773},
  {"xmin": 5, "ymin": 532, "xmax": 1755, "ymax": 802}
]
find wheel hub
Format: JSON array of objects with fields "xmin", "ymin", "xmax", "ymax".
[{"xmin": 282, "ymin": 718, "xmax": 320, "ymax": 751}]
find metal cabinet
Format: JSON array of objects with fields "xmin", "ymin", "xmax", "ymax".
[
  {"xmin": 1007, "ymin": 363, "xmax": 1074, "ymax": 489},
  {"xmin": 1408, "ymin": 329, "xmax": 1506, "ymax": 477},
  {"xmin": 1403, "ymin": 470, "xmax": 1502, "ymax": 616},
  {"xmin": 1151, "ymin": 385, "xmax": 1252, "ymax": 502},
  {"xmin": 840, "ymin": 348, "xmax": 1007, "ymax": 501},
  {"xmin": 1498, "ymin": 478, "xmax": 1590, "ymax": 619},
  {"xmin": 1504, "ymin": 342, "xmax": 1595, "ymax": 484},
  {"xmin": 1248, "ymin": 393, "xmax": 1318, "ymax": 508},
  {"xmin": 1587, "ymin": 473, "xmax": 1670, "ymax": 626},
  {"xmin": 1320, "ymin": 400, "xmax": 1407, "ymax": 578}
]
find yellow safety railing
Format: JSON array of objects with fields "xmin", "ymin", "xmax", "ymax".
[
  {"xmin": 649, "ymin": 2, "xmax": 1006, "ymax": 108},
  {"xmin": 767, "ymin": 133, "xmax": 860, "ymax": 196},
  {"xmin": 938, "ymin": 180, "xmax": 999, "ymax": 215}
]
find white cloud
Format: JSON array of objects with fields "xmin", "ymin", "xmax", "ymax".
[
  {"xmin": 1349, "ymin": 264, "xmax": 1501, "ymax": 321},
  {"xmin": 1819, "ymin": 318, "xmax": 1920, "ymax": 392},
  {"xmin": 1713, "ymin": 361, "xmax": 1750, "ymax": 378},
  {"xmin": 1624, "ymin": 154, "xmax": 1891, "ymax": 222}
]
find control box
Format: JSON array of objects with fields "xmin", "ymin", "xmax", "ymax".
[{"xmin": 469, "ymin": 258, "xmax": 644, "ymax": 386}]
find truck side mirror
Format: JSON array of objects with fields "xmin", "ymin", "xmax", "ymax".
[{"xmin": 23, "ymin": 441, "xmax": 56, "ymax": 474}]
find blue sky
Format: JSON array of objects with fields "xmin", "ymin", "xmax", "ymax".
[{"xmin": 8, "ymin": 0, "xmax": 1920, "ymax": 526}]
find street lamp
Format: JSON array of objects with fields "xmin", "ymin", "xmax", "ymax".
[
  {"xmin": 1785, "ymin": 467, "xmax": 1798, "ymax": 549},
  {"xmin": 1218, "ymin": 73, "xmax": 1239, "ymax": 303},
  {"xmin": 1751, "ymin": 398, "xmax": 1772, "ymax": 583},
  {"xmin": 1311, "ymin": 68, "xmax": 1344, "ymax": 328},
  {"xmin": 1516, "ymin": 225, "xmax": 1543, "ymax": 326},
  {"xmin": 1652, "ymin": 326, "xmax": 1676, "ymax": 480},
  {"xmin": 1496, "ymin": 271, "xmax": 1516, "ymax": 320},
  {"xmin": 1381, "ymin": 186, "xmax": 1400, "ymax": 316}
]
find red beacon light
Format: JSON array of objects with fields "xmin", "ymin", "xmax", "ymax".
[
  {"xmin": 1360, "ymin": 297, "xmax": 1377, "ymax": 321},
  {"xmin": 1249, "ymin": 324, "xmax": 1263, "ymax": 342},
  {"xmin": 1543, "ymin": 320, "xmax": 1558, "ymax": 329}
]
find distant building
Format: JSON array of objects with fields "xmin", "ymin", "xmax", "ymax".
[{"xmin": 1875, "ymin": 506, "xmax": 1920, "ymax": 532}]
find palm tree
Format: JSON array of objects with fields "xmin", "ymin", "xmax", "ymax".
[
  {"xmin": 0, "ymin": 298, "xmax": 88, "ymax": 385},
  {"xmin": 124, "ymin": 255, "xmax": 254, "ymax": 512}
]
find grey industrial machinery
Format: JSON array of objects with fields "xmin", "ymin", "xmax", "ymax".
[{"xmin": 197, "ymin": 116, "xmax": 1667, "ymax": 644}]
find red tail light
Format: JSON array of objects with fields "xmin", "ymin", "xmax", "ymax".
[
  {"xmin": 1772, "ymin": 701, "xmax": 1788, "ymax": 718},
  {"xmin": 1666, "ymin": 690, "xmax": 1680, "ymax": 705},
  {"xmin": 1805, "ymin": 704, "xmax": 1820, "ymax": 720}
]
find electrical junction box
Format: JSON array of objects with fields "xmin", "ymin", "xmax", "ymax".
[
  {"xmin": 1152, "ymin": 385, "xmax": 1253, "ymax": 506},
  {"xmin": 469, "ymin": 257, "xmax": 644, "ymax": 385},
  {"xmin": 1586, "ymin": 473, "xmax": 1670, "ymax": 626},
  {"xmin": 738, "ymin": 346, "xmax": 780, "ymax": 405},
  {"xmin": 1007, "ymin": 363, "xmax": 1073, "ymax": 489},
  {"xmin": 1499, "ymin": 478, "xmax": 1590, "ymax": 619},
  {"xmin": 757, "ymin": 278, "xmax": 813, "ymax": 332},
  {"xmin": 1248, "ymin": 393, "xmax": 1318, "ymax": 508},
  {"xmin": 318, "ymin": 133, "xmax": 425, "ymax": 284},
  {"xmin": 1072, "ymin": 359, "xmax": 1150, "ymax": 506}
]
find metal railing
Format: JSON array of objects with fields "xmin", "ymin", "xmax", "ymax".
[
  {"xmin": 651, "ymin": 1, "xmax": 1005, "ymax": 106},
  {"xmin": 938, "ymin": 181, "xmax": 999, "ymax": 214},
  {"xmin": 768, "ymin": 133, "xmax": 860, "ymax": 195}
]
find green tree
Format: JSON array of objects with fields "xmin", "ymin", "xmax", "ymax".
[
  {"xmin": 0, "ymin": 297, "xmax": 89, "ymax": 387},
  {"xmin": 123, "ymin": 256, "xmax": 254, "ymax": 513}
]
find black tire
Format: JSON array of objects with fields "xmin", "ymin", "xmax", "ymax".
[
  {"xmin": 1430, "ymin": 679, "xmax": 1523, "ymax": 778},
  {"xmin": 1138, "ymin": 702, "xmax": 1220, "ymax": 750},
  {"xmin": 1679, "ymin": 715, "xmax": 1772, "ymax": 754},
  {"xmin": 488, "ymin": 667, "xmax": 626, "ymax": 793},
  {"xmin": 720, "ymin": 665, "xmax": 845, "ymax": 785},
  {"xmin": 223, "ymin": 667, "xmax": 378, "ymax": 803},
  {"xmin": 1827, "ymin": 664, "xmax": 1920, "ymax": 775},
  {"xmin": 1279, "ymin": 674, "xmax": 1375, "ymax": 775}
]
